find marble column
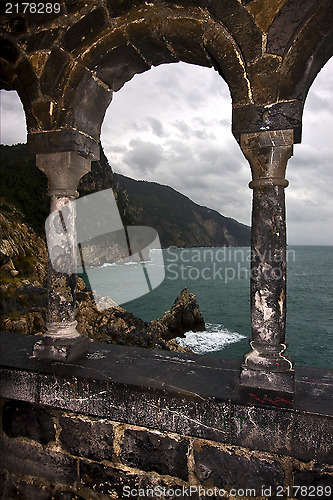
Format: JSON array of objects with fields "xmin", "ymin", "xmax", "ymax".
[
  {"xmin": 239, "ymin": 130, "xmax": 295, "ymax": 393},
  {"xmin": 33, "ymin": 152, "xmax": 91, "ymax": 361}
]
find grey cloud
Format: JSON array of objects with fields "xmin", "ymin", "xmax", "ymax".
[
  {"xmin": 172, "ymin": 119, "xmax": 216, "ymax": 141},
  {"xmin": 108, "ymin": 145, "xmax": 128, "ymax": 154},
  {"xmin": 304, "ymin": 91, "xmax": 333, "ymax": 113},
  {"xmin": 124, "ymin": 139, "xmax": 165, "ymax": 173},
  {"xmin": 146, "ymin": 117, "xmax": 165, "ymax": 137},
  {"xmin": 0, "ymin": 91, "xmax": 27, "ymax": 144},
  {"xmin": 172, "ymin": 120, "xmax": 192, "ymax": 139}
]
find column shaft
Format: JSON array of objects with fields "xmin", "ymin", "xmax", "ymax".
[
  {"xmin": 32, "ymin": 152, "xmax": 91, "ymax": 362},
  {"xmin": 239, "ymin": 130, "xmax": 294, "ymax": 393}
]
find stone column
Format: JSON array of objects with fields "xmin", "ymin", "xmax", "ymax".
[
  {"xmin": 33, "ymin": 152, "xmax": 91, "ymax": 362},
  {"xmin": 239, "ymin": 130, "xmax": 295, "ymax": 394}
]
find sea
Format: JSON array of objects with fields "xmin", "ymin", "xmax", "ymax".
[{"xmin": 79, "ymin": 246, "xmax": 333, "ymax": 370}]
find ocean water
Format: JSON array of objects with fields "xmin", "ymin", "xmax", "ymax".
[{"xmin": 80, "ymin": 246, "xmax": 333, "ymax": 369}]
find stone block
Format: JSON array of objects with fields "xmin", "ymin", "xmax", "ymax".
[
  {"xmin": 105, "ymin": 0, "xmax": 145, "ymax": 18},
  {"xmin": 30, "ymin": 100, "xmax": 60, "ymax": 131},
  {"xmin": 2, "ymin": 400, "xmax": 56, "ymax": 445},
  {"xmin": 40, "ymin": 47, "xmax": 71, "ymax": 99},
  {"xmin": 267, "ymin": 0, "xmax": 321, "ymax": 56},
  {"xmin": 127, "ymin": 18, "xmax": 178, "ymax": 67},
  {"xmin": 247, "ymin": 55, "xmax": 280, "ymax": 106},
  {"xmin": 69, "ymin": 69, "xmax": 113, "ymax": 139},
  {"xmin": 230, "ymin": 404, "xmax": 294, "ymax": 456},
  {"xmin": 27, "ymin": 129, "xmax": 100, "ymax": 159},
  {"xmin": 101, "ymin": 383, "xmax": 161, "ymax": 430},
  {"xmin": 293, "ymin": 469, "xmax": 333, "ymax": 500},
  {"xmin": 62, "ymin": 7, "xmax": 108, "ymax": 55},
  {"xmin": 0, "ymin": 37, "xmax": 20, "ymax": 64},
  {"xmin": 38, "ymin": 373, "xmax": 109, "ymax": 416},
  {"xmin": 94, "ymin": 43, "xmax": 150, "ymax": 91},
  {"xmin": 59, "ymin": 414, "xmax": 114, "ymax": 461},
  {"xmin": 193, "ymin": 443, "xmax": 284, "ymax": 491},
  {"xmin": 81, "ymin": 27, "xmax": 128, "ymax": 69},
  {"xmin": 163, "ymin": 18, "xmax": 211, "ymax": 67},
  {"xmin": 0, "ymin": 369, "xmax": 37, "ymax": 402},
  {"xmin": 121, "ymin": 428, "xmax": 189, "ymax": 481},
  {"xmin": 158, "ymin": 396, "xmax": 229, "ymax": 442},
  {"xmin": 204, "ymin": 31, "xmax": 251, "ymax": 106},
  {"xmin": 14, "ymin": 58, "xmax": 39, "ymax": 101},
  {"xmin": 26, "ymin": 29, "xmax": 62, "ymax": 53},
  {"xmin": 291, "ymin": 412, "xmax": 333, "ymax": 464},
  {"xmin": 79, "ymin": 459, "xmax": 141, "ymax": 497},
  {"xmin": 0, "ymin": 435, "xmax": 78, "ymax": 485},
  {"xmin": 207, "ymin": 0, "xmax": 262, "ymax": 63},
  {"xmin": 232, "ymin": 101, "xmax": 303, "ymax": 143},
  {"xmin": 279, "ymin": 25, "xmax": 323, "ymax": 101}
]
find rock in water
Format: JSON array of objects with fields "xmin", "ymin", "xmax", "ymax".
[
  {"xmin": 76, "ymin": 288, "xmax": 205, "ymax": 351},
  {"xmin": 149, "ymin": 288, "xmax": 206, "ymax": 341}
]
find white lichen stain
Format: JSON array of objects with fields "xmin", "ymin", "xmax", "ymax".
[
  {"xmin": 255, "ymin": 289, "xmax": 274, "ymax": 322},
  {"xmin": 278, "ymin": 290, "xmax": 284, "ymax": 317}
]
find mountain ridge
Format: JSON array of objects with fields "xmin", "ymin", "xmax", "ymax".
[
  {"xmin": 0, "ymin": 143, "xmax": 250, "ymax": 247},
  {"xmin": 116, "ymin": 173, "xmax": 250, "ymax": 248}
]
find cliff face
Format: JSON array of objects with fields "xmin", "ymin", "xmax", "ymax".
[
  {"xmin": 0, "ymin": 205, "xmax": 48, "ymax": 334},
  {"xmin": 78, "ymin": 147, "xmax": 142, "ymax": 228},
  {"xmin": 116, "ymin": 174, "xmax": 251, "ymax": 248}
]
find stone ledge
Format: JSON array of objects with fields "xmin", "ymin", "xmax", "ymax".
[{"xmin": 1, "ymin": 331, "xmax": 333, "ymax": 464}]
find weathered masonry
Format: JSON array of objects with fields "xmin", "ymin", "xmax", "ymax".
[
  {"xmin": 1, "ymin": 332, "xmax": 333, "ymax": 498},
  {"xmin": 1, "ymin": 1, "xmax": 333, "ymax": 497}
]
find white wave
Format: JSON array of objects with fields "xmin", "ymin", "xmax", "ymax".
[
  {"xmin": 100, "ymin": 259, "xmax": 149, "ymax": 268},
  {"xmin": 176, "ymin": 323, "xmax": 245, "ymax": 354}
]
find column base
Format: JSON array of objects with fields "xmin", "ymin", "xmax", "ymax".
[
  {"xmin": 33, "ymin": 335, "xmax": 89, "ymax": 362},
  {"xmin": 240, "ymin": 365, "xmax": 295, "ymax": 394},
  {"xmin": 33, "ymin": 322, "xmax": 89, "ymax": 362}
]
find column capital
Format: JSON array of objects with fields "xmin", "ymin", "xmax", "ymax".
[
  {"xmin": 240, "ymin": 129, "xmax": 294, "ymax": 189},
  {"xmin": 36, "ymin": 151, "xmax": 91, "ymax": 198}
]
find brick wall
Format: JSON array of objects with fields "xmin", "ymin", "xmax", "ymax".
[{"xmin": 1, "ymin": 399, "xmax": 332, "ymax": 500}]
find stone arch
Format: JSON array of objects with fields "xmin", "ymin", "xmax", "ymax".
[
  {"xmin": 1, "ymin": 0, "xmax": 332, "ymax": 151},
  {"xmin": 277, "ymin": 3, "xmax": 333, "ymax": 104},
  {"xmin": 0, "ymin": 35, "xmax": 40, "ymax": 132},
  {"xmin": 29, "ymin": 3, "xmax": 256, "ymax": 154}
]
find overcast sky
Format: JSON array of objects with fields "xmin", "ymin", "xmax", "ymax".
[{"xmin": 1, "ymin": 59, "xmax": 332, "ymax": 245}]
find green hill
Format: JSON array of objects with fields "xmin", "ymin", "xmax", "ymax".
[{"xmin": 116, "ymin": 174, "xmax": 250, "ymax": 247}]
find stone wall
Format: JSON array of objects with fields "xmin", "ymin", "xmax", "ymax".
[{"xmin": 1, "ymin": 332, "xmax": 332, "ymax": 499}]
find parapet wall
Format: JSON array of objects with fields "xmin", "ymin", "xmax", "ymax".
[{"xmin": 0, "ymin": 332, "xmax": 332, "ymax": 499}]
